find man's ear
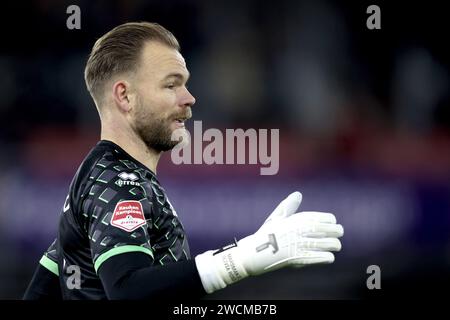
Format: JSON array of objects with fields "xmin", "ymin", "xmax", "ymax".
[{"xmin": 112, "ymin": 80, "xmax": 132, "ymax": 113}]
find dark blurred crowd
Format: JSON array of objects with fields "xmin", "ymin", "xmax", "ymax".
[{"xmin": 0, "ymin": 0, "xmax": 449, "ymax": 299}]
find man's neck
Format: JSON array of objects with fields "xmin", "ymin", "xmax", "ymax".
[{"xmin": 101, "ymin": 125, "xmax": 161, "ymax": 174}]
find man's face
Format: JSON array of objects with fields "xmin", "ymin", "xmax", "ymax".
[{"xmin": 130, "ymin": 41, "xmax": 195, "ymax": 152}]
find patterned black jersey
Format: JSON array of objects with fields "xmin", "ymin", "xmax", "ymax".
[{"xmin": 40, "ymin": 140, "xmax": 191, "ymax": 299}]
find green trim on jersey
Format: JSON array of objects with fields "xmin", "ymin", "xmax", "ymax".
[
  {"xmin": 39, "ymin": 255, "xmax": 59, "ymax": 276},
  {"xmin": 94, "ymin": 245, "xmax": 154, "ymax": 273}
]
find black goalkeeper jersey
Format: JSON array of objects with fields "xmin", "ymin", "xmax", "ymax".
[{"xmin": 37, "ymin": 140, "xmax": 194, "ymax": 299}]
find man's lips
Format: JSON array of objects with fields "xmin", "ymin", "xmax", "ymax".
[
  {"xmin": 172, "ymin": 115, "xmax": 191, "ymax": 129},
  {"xmin": 173, "ymin": 119, "xmax": 186, "ymax": 128},
  {"xmin": 172, "ymin": 113, "xmax": 191, "ymax": 127}
]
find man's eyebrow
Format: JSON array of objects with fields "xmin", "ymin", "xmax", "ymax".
[{"xmin": 163, "ymin": 72, "xmax": 190, "ymax": 82}]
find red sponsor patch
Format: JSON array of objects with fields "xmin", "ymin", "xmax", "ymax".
[{"xmin": 111, "ymin": 200, "xmax": 146, "ymax": 232}]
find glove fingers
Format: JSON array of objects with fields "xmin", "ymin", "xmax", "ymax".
[
  {"xmin": 298, "ymin": 237, "xmax": 342, "ymax": 252},
  {"xmin": 289, "ymin": 251, "xmax": 335, "ymax": 266},
  {"xmin": 301, "ymin": 223, "xmax": 344, "ymax": 238},
  {"xmin": 264, "ymin": 191, "xmax": 302, "ymax": 223},
  {"xmin": 295, "ymin": 211, "xmax": 337, "ymax": 224}
]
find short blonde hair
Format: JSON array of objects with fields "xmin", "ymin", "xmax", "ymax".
[{"xmin": 84, "ymin": 22, "xmax": 179, "ymax": 102}]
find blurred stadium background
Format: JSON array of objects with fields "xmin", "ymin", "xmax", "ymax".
[{"xmin": 0, "ymin": 0, "xmax": 449, "ymax": 299}]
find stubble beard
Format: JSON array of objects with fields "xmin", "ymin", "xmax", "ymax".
[{"xmin": 132, "ymin": 98, "xmax": 180, "ymax": 152}]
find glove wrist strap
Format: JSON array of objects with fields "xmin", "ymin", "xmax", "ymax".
[{"xmin": 195, "ymin": 243, "xmax": 249, "ymax": 294}]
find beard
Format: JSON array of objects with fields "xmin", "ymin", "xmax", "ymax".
[{"xmin": 132, "ymin": 96, "xmax": 190, "ymax": 152}]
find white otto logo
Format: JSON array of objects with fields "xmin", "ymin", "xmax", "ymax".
[{"xmin": 118, "ymin": 172, "xmax": 139, "ymax": 181}]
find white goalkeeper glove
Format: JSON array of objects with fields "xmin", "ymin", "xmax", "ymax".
[{"xmin": 195, "ymin": 191, "xmax": 344, "ymax": 294}]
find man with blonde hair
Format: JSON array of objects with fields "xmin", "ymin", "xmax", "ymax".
[{"xmin": 24, "ymin": 22, "xmax": 343, "ymax": 299}]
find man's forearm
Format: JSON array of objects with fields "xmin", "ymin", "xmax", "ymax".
[{"xmin": 98, "ymin": 252, "xmax": 206, "ymax": 300}]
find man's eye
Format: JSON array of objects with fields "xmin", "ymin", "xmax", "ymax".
[{"xmin": 166, "ymin": 84, "xmax": 175, "ymax": 89}]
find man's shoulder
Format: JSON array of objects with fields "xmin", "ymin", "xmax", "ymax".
[
  {"xmin": 73, "ymin": 141, "xmax": 152, "ymax": 190},
  {"xmin": 67, "ymin": 141, "xmax": 155, "ymax": 224}
]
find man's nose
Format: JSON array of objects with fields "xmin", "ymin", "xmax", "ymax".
[{"xmin": 180, "ymin": 87, "xmax": 196, "ymax": 108}]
